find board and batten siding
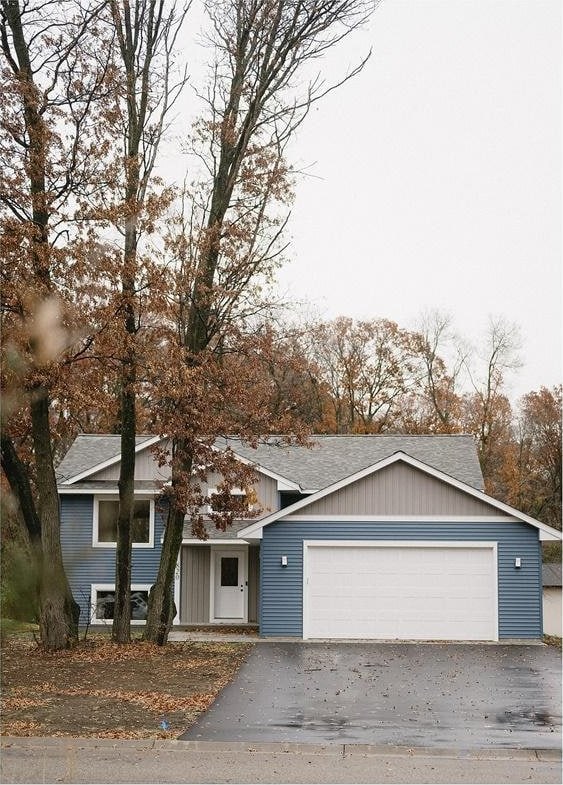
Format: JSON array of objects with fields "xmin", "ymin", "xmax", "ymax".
[
  {"xmin": 60, "ymin": 495, "xmax": 165, "ymax": 624},
  {"xmin": 180, "ymin": 546, "xmax": 211, "ymax": 623},
  {"xmin": 91, "ymin": 444, "xmax": 171, "ymax": 482},
  {"xmin": 203, "ymin": 470, "xmax": 279, "ymax": 515},
  {"xmin": 93, "ymin": 464, "xmax": 279, "ymax": 515},
  {"xmin": 180, "ymin": 544, "xmax": 260, "ymax": 624},
  {"xmin": 260, "ymin": 521, "xmax": 542, "ymax": 639},
  {"xmin": 293, "ymin": 463, "xmax": 500, "ymax": 517}
]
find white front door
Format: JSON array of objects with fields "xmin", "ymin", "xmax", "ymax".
[{"xmin": 213, "ymin": 549, "xmax": 247, "ymax": 621}]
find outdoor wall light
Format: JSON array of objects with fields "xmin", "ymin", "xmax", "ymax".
[
  {"xmin": 281, "ymin": 555, "xmax": 288, "ymax": 567},
  {"xmin": 514, "ymin": 557, "xmax": 522, "ymax": 568}
]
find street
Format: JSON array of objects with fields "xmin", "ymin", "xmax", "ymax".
[{"xmin": 1, "ymin": 737, "xmax": 560, "ymax": 784}]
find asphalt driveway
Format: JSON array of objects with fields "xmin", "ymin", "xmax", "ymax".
[{"xmin": 180, "ymin": 642, "xmax": 562, "ymax": 749}]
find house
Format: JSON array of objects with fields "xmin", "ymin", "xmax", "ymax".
[
  {"xmin": 56, "ymin": 433, "xmax": 562, "ymax": 640},
  {"xmin": 542, "ymin": 563, "xmax": 562, "ymax": 637}
]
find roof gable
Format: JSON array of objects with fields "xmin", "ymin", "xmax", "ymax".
[
  {"xmin": 57, "ymin": 435, "xmax": 161, "ymax": 484},
  {"xmin": 223, "ymin": 434, "xmax": 484, "ymax": 491},
  {"xmin": 57, "ymin": 434, "xmax": 297, "ymax": 490},
  {"xmin": 291, "ymin": 460, "xmax": 506, "ymax": 518},
  {"xmin": 237, "ymin": 452, "xmax": 563, "ymax": 542}
]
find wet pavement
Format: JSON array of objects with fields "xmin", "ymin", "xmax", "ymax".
[{"xmin": 180, "ymin": 642, "xmax": 562, "ymax": 749}]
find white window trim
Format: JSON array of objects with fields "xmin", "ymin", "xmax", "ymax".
[
  {"xmin": 90, "ymin": 583, "xmax": 152, "ymax": 625},
  {"xmin": 92, "ymin": 496, "xmax": 155, "ymax": 549}
]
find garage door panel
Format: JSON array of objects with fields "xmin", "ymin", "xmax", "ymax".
[{"xmin": 304, "ymin": 543, "xmax": 497, "ymax": 640}]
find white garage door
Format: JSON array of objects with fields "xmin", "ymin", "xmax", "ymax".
[{"xmin": 304, "ymin": 541, "xmax": 498, "ymax": 641}]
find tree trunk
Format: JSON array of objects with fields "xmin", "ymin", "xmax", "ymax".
[
  {"xmin": 112, "ymin": 239, "xmax": 137, "ymax": 642},
  {"xmin": 112, "ymin": 352, "xmax": 136, "ymax": 642},
  {"xmin": 1, "ymin": 435, "xmax": 42, "ymax": 544},
  {"xmin": 144, "ymin": 452, "xmax": 192, "ymax": 645},
  {"xmin": 31, "ymin": 390, "xmax": 79, "ymax": 649}
]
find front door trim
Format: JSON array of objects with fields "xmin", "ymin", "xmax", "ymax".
[{"xmin": 210, "ymin": 546, "xmax": 248, "ymax": 623}]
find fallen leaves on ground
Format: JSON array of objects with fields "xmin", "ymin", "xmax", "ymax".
[
  {"xmin": 1, "ymin": 721, "xmax": 42, "ymax": 737},
  {"xmin": 1, "ymin": 634, "xmax": 251, "ymax": 739},
  {"xmin": 31, "ymin": 683, "xmax": 216, "ymax": 714}
]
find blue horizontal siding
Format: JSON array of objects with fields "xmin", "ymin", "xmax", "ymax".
[
  {"xmin": 260, "ymin": 521, "xmax": 542, "ymax": 639},
  {"xmin": 60, "ymin": 495, "xmax": 165, "ymax": 625}
]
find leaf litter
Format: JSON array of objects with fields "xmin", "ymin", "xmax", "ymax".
[{"xmin": 1, "ymin": 635, "xmax": 251, "ymax": 739}]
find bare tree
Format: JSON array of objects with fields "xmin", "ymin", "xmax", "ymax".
[
  {"xmin": 411, "ymin": 309, "xmax": 466, "ymax": 432},
  {"xmin": 462, "ymin": 316, "xmax": 522, "ymax": 483},
  {"xmin": 144, "ymin": 0, "xmax": 375, "ymax": 644}
]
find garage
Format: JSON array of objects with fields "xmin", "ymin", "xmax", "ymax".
[{"xmin": 303, "ymin": 541, "xmax": 498, "ymax": 641}]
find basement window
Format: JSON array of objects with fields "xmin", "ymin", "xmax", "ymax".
[{"xmin": 91, "ymin": 584, "xmax": 151, "ymax": 624}]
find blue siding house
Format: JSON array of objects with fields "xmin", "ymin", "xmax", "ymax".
[{"xmin": 57, "ymin": 434, "xmax": 561, "ymax": 639}]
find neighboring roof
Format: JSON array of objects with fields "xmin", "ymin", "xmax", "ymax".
[
  {"xmin": 56, "ymin": 434, "xmax": 159, "ymax": 483},
  {"xmin": 223, "ymin": 434, "xmax": 484, "ymax": 491},
  {"xmin": 542, "ymin": 563, "xmax": 562, "ymax": 587},
  {"xmin": 237, "ymin": 451, "xmax": 563, "ymax": 543}
]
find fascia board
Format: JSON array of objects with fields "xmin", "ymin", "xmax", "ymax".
[
  {"xmin": 59, "ymin": 487, "xmax": 160, "ymax": 495},
  {"xmin": 62, "ymin": 435, "xmax": 163, "ymax": 485},
  {"xmin": 237, "ymin": 450, "xmax": 563, "ymax": 541},
  {"xmin": 181, "ymin": 538, "xmax": 249, "ymax": 545}
]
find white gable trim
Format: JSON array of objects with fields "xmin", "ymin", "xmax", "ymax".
[
  {"xmin": 283, "ymin": 515, "xmax": 520, "ymax": 523},
  {"xmin": 237, "ymin": 451, "xmax": 563, "ymax": 541},
  {"xmin": 61, "ymin": 435, "xmax": 163, "ymax": 485}
]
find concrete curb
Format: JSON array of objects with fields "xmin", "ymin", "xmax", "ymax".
[
  {"xmin": 2, "ymin": 737, "xmax": 560, "ymax": 762},
  {"xmin": 168, "ymin": 634, "xmax": 547, "ymax": 645}
]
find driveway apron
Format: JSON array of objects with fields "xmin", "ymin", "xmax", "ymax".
[{"xmin": 180, "ymin": 642, "xmax": 562, "ymax": 749}]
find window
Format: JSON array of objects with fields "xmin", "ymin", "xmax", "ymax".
[
  {"xmin": 93, "ymin": 498, "xmax": 154, "ymax": 548},
  {"xmin": 207, "ymin": 488, "xmax": 250, "ymax": 516},
  {"xmin": 220, "ymin": 557, "xmax": 239, "ymax": 586},
  {"xmin": 91, "ymin": 584, "xmax": 150, "ymax": 625}
]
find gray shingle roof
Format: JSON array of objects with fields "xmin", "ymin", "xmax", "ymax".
[
  {"xmin": 56, "ymin": 435, "xmax": 155, "ymax": 482},
  {"xmin": 222, "ymin": 434, "xmax": 484, "ymax": 491},
  {"xmin": 542, "ymin": 563, "xmax": 562, "ymax": 587},
  {"xmin": 182, "ymin": 520, "xmax": 251, "ymax": 540},
  {"xmin": 57, "ymin": 433, "xmax": 484, "ymax": 490}
]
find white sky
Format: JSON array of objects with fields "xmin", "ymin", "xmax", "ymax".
[{"xmin": 168, "ymin": 0, "xmax": 562, "ymax": 402}]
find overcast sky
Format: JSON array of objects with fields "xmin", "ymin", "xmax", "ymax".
[{"xmin": 170, "ymin": 0, "xmax": 561, "ymax": 402}]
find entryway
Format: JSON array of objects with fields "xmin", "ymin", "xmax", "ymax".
[{"xmin": 212, "ymin": 549, "xmax": 247, "ymax": 622}]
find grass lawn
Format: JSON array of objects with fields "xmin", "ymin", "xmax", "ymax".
[{"xmin": 0, "ymin": 632, "xmax": 252, "ymax": 739}]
